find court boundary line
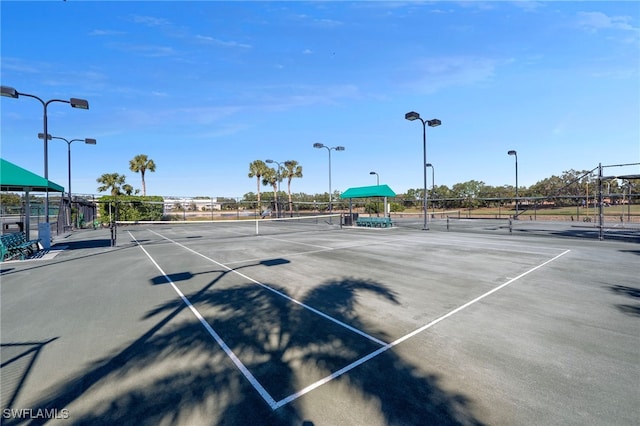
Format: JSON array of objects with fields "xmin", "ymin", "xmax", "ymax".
[
  {"xmin": 271, "ymin": 248, "xmax": 571, "ymax": 409},
  {"xmin": 132, "ymin": 228, "xmax": 569, "ymax": 411},
  {"xmin": 143, "ymin": 228, "xmax": 387, "ymax": 347},
  {"xmin": 128, "ymin": 231, "xmax": 279, "ymax": 409}
]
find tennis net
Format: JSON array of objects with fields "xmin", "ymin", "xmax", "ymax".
[{"xmin": 116, "ymin": 214, "xmax": 343, "ymax": 238}]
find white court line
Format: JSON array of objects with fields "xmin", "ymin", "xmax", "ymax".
[
  {"xmin": 128, "ymin": 231, "xmax": 279, "ymax": 409},
  {"xmin": 144, "ymin": 228, "xmax": 387, "ymax": 346},
  {"xmin": 272, "ymin": 248, "xmax": 571, "ymax": 409}
]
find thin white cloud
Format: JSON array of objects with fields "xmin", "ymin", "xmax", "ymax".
[
  {"xmin": 194, "ymin": 35, "xmax": 252, "ymax": 49},
  {"xmin": 88, "ymin": 29, "xmax": 126, "ymax": 36},
  {"xmin": 509, "ymin": 1, "xmax": 545, "ymax": 13},
  {"xmin": 252, "ymin": 84, "xmax": 361, "ymax": 111},
  {"xmin": 129, "ymin": 15, "xmax": 171, "ymax": 27},
  {"xmin": 576, "ymin": 11, "xmax": 638, "ymax": 33},
  {"xmin": 406, "ymin": 56, "xmax": 502, "ymax": 93},
  {"xmin": 315, "ymin": 18, "xmax": 343, "ymax": 27},
  {"xmin": 107, "ymin": 42, "xmax": 177, "ymax": 57}
]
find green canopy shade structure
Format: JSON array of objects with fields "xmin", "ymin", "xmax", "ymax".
[
  {"xmin": 1, "ymin": 158, "xmax": 64, "ymax": 241},
  {"xmin": 1, "ymin": 158, "xmax": 64, "ymax": 192},
  {"xmin": 340, "ymin": 184, "xmax": 396, "ymax": 199},
  {"xmin": 340, "ymin": 184, "xmax": 396, "ymax": 224}
]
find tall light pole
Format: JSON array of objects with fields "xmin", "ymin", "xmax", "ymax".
[
  {"xmin": 369, "ymin": 171, "xmax": 379, "ymax": 185},
  {"xmin": 405, "ymin": 111, "xmax": 441, "ymax": 230},
  {"xmin": 313, "ymin": 143, "xmax": 345, "ymax": 219},
  {"xmin": 370, "ymin": 171, "xmax": 381, "ymax": 216},
  {"xmin": 508, "ymin": 150, "xmax": 518, "ymax": 218},
  {"xmin": 426, "ymin": 163, "xmax": 435, "ymax": 215},
  {"xmin": 39, "ymin": 133, "xmax": 96, "ymax": 228},
  {"xmin": 1, "ymin": 86, "xmax": 89, "ymax": 226}
]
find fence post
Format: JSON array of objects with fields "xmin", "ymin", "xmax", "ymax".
[{"xmin": 598, "ymin": 163, "xmax": 604, "ymax": 241}]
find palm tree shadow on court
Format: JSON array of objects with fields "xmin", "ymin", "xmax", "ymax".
[{"xmin": 14, "ymin": 272, "xmax": 483, "ymax": 425}]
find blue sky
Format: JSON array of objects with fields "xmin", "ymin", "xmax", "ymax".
[{"xmin": 2, "ymin": 1, "xmax": 639, "ymax": 198}]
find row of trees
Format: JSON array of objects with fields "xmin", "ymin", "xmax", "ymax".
[
  {"xmin": 89, "ymin": 157, "xmax": 635, "ymax": 215},
  {"xmin": 97, "ymin": 154, "xmax": 156, "ymax": 196},
  {"xmin": 240, "ymin": 169, "xmax": 638, "ymax": 212},
  {"xmin": 248, "ymin": 159, "xmax": 303, "ymax": 215}
]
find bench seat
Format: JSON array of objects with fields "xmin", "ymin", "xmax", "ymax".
[
  {"xmin": 0, "ymin": 232, "xmax": 41, "ymax": 261},
  {"xmin": 355, "ymin": 217, "xmax": 393, "ymax": 228}
]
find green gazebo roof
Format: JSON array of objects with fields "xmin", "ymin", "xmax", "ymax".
[
  {"xmin": 340, "ymin": 184, "xmax": 396, "ymax": 199},
  {"xmin": 0, "ymin": 158, "xmax": 64, "ymax": 192}
]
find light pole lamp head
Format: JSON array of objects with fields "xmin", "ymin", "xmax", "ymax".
[
  {"xmin": 425, "ymin": 163, "xmax": 433, "ymax": 167},
  {"xmin": 335, "ymin": 146, "xmax": 345, "ymax": 151},
  {"xmin": 265, "ymin": 159, "xmax": 274, "ymax": 164},
  {"xmin": 85, "ymin": 138, "xmax": 97, "ymax": 145},
  {"xmin": 70, "ymin": 98, "xmax": 89, "ymax": 109},
  {"xmin": 313, "ymin": 143, "xmax": 325, "ymax": 149},
  {"xmin": 508, "ymin": 150, "xmax": 517, "ymax": 156},
  {"xmin": 427, "ymin": 119, "xmax": 441, "ymax": 127},
  {"xmin": 37, "ymin": 132, "xmax": 53, "ymax": 140},
  {"xmin": 405, "ymin": 111, "xmax": 420, "ymax": 121},
  {"xmin": 369, "ymin": 171, "xmax": 377, "ymax": 175},
  {"xmin": 1, "ymin": 86, "xmax": 19, "ymax": 98}
]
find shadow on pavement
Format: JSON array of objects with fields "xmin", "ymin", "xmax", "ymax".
[{"xmin": 9, "ymin": 273, "xmax": 483, "ymax": 425}]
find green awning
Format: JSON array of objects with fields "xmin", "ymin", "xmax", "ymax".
[
  {"xmin": 340, "ymin": 184, "xmax": 396, "ymax": 199},
  {"xmin": 0, "ymin": 158, "xmax": 65, "ymax": 192}
]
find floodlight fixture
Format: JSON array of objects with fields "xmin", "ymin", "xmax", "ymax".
[
  {"xmin": 2, "ymin": 85, "xmax": 90, "ymax": 225},
  {"xmin": 1, "ymin": 86, "xmax": 19, "ymax": 98},
  {"xmin": 313, "ymin": 143, "xmax": 346, "ymax": 219},
  {"xmin": 405, "ymin": 111, "xmax": 420, "ymax": 121},
  {"xmin": 405, "ymin": 110, "xmax": 441, "ymax": 230},
  {"xmin": 70, "ymin": 98, "xmax": 89, "ymax": 109},
  {"xmin": 369, "ymin": 171, "xmax": 379, "ymax": 186}
]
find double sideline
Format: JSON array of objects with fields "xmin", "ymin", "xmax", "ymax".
[
  {"xmin": 273, "ymin": 248, "xmax": 571, "ymax": 409},
  {"xmin": 128, "ymin": 229, "xmax": 387, "ymax": 409},
  {"xmin": 130, "ymin": 229, "xmax": 569, "ymax": 410}
]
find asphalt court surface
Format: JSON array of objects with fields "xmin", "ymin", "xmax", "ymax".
[{"xmin": 1, "ymin": 220, "xmax": 638, "ymax": 425}]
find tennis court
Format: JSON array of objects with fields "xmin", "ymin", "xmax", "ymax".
[{"xmin": 1, "ymin": 216, "xmax": 638, "ymax": 425}]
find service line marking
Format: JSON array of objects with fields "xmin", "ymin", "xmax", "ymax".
[
  {"xmin": 134, "ymin": 228, "xmax": 569, "ymax": 411},
  {"xmin": 272, "ymin": 248, "xmax": 571, "ymax": 409},
  {"xmin": 143, "ymin": 229, "xmax": 387, "ymax": 346},
  {"xmin": 128, "ymin": 231, "xmax": 279, "ymax": 409}
]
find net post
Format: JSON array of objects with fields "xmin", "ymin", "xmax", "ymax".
[
  {"xmin": 110, "ymin": 220, "xmax": 117, "ymax": 246},
  {"xmin": 598, "ymin": 163, "xmax": 604, "ymax": 241},
  {"xmin": 509, "ymin": 217, "xmax": 513, "ymax": 234},
  {"xmin": 446, "ymin": 216, "xmax": 450, "ymax": 231}
]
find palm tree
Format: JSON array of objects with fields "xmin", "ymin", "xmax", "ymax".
[
  {"xmin": 283, "ymin": 160, "xmax": 303, "ymax": 215},
  {"xmin": 261, "ymin": 167, "xmax": 279, "ymax": 217},
  {"xmin": 129, "ymin": 154, "xmax": 156, "ymax": 196},
  {"xmin": 96, "ymin": 173, "xmax": 126, "ymax": 196},
  {"xmin": 122, "ymin": 184, "xmax": 137, "ymax": 196},
  {"xmin": 248, "ymin": 160, "xmax": 269, "ymax": 213}
]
